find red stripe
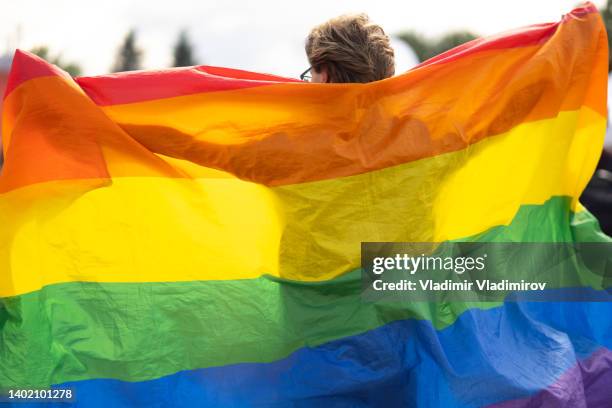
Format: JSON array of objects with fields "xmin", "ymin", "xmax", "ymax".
[
  {"xmin": 73, "ymin": 3, "xmax": 601, "ymax": 105},
  {"xmin": 414, "ymin": 22, "xmax": 558, "ymax": 69},
  {"xmin": 3, "ymin": 50, "xmax": 72, "ymax": 100},
  {"xmin": 76, "ymin": 66, "xmax": 300, "ymax": 106},
  {"xmin": 80, "ymin": 16, "xmax": 561, "ymax": 106},
  {"xmin": 415, "ymin": 3, "xmax": 598, "ymax": 70},
  {"xmin": 3, "ymin": 51, "xmax": 300, "ymax": 105},
  {"xmin": 3, "ymin": 3, "xmax": 599, "ymax": 105}
]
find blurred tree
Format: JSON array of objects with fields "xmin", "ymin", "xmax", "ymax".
[
  {"xmin": 600, "ymin": 0, "xmax": 612, "ymax": 72},
  {"xmin": 173, "ymin": 31, "xmax": 198, "ymax": 67},
  {"xmin": 398, "ymin": 31, "xmax": 477, "ymax": 63},
  {"xmin": 29, "ymin": 46, "xmax": 82, "ymax": 76},
  {"xmin": 112, "ymin": 30, "xmax": 143, "ymax": 72}
]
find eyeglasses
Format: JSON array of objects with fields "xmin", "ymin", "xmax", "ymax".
[{"xmin": 300, "ymin": 67, "xmax": 312, "ymax": 82}]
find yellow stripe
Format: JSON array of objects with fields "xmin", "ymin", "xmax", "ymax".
[
  {"xmin": 432, "ymin": 105, "xmax": 604, "ymax": 239},
  {"xmin": 0, "ymin": 107, "xmax": 604, "ymax": 297}
]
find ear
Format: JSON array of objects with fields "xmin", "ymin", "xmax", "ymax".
[{"xmin": 321, "ymin": 67, "xmax": 329, "ymax": 83}]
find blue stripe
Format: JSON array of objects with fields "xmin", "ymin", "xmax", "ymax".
[{"xmin": 13, "ymin": 292, "xmax": 612, "ymax": 408}]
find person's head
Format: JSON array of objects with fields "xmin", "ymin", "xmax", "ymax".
[{"xmin": 304, "ymin": 13, "xmax": 395, "ymax": 84}]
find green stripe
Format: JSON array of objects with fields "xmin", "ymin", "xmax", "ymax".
[{"xmin": 0, "ymin": 196, "xmax": 609, "ymax": 387}]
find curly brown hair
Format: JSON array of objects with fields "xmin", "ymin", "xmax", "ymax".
[{"xmin": 305, "ymin": 14, "xmax": 395, "ymax": 83}]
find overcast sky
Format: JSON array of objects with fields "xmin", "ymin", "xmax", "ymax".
[{"xmin": 2, "ymin": 1, "xmax": 606, "ymax": 78}]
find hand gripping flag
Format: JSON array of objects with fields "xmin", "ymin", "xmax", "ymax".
[{"xmin": 0, "ymin": 3, "xmax": 611, "ymax": 407}]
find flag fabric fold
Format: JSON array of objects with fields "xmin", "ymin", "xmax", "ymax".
[{"xmin": 0, "ymin": 3, "xmax": 611, "ymax": 407}]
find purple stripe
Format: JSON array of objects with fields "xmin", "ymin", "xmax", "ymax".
[{"xmin": 488, "ymin": 347, "xmax": 612, "ymax": 408}]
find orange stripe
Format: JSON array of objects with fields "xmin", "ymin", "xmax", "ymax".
[
  {"xmin": 0, "ymin": 8, "xmax": 606, "ymax": 192},
  {"xmin": 0, "ymin": 78, "xmax": 182, "ymax": 194},
  {"xmin": 100, "ymin": 28, "xmax": 606, "ymax": 185}
]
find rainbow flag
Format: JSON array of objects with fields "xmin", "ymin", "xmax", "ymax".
[{"xmin": 1, "ymin": 3, "xmax": 611, "ymax": 407}]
